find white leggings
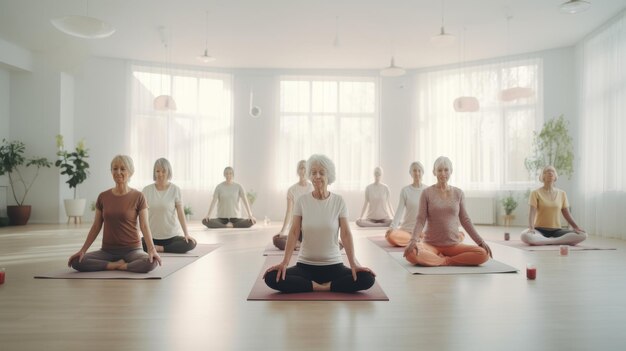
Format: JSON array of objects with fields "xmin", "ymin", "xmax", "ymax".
[{"xmin": 520, "ymin": 227, "xmax": 587, "ymax": 246}]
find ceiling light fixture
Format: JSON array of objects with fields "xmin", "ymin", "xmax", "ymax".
[
  {"xmin": 453, "ymin": 27, "xmax": 479, "ymax": 113},
  {"xmin": 50, "ymin": 1, "xmax": 115, "ymax": 39},
  {"xmin": 380, "ymin": 57, "xmax": 406, "ymax": 77},
  {"xmin": 197, "ymin": 11, "xmax": 216, "ymax": 63},
  {"xmin": 559, "ymin": 0, "xmax": 592, "ymax": 14},
  {"xmin": 154, "ymin": 26, "xmax": 177, "ymax": 112},
  {"xmin": 430, "ymin": 0, "xmax": 456, "ymax": 47},
  {"xmin": 499, "ymin": 15, "xmax": 534, "ymax": 102}
]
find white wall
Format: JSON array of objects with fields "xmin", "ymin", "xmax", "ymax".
[
  {"xmin": 9, "ymin": 46, "xmax": 579, "ymax": 227},
  {"xmin": 0, "ymin": 67, "xmax": 10, "ymax": 217}
]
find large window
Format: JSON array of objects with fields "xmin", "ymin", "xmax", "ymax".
[
  {"xmin": 414, "ymin": 58, "xmax": 543, "ymax": 190},
  {"xmin": 278, "ymin": 77, "xmax": 379, "ymax": 190},
  {"xmin": 130, "ymin": 64, "xmax": 233, "ymax": 190}
]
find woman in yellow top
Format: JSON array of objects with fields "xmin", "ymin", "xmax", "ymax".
[{"xmin": 521, "ymin": 165, "xmax": 587, "ymax": 246}]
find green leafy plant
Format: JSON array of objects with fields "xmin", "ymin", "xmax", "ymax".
[
  {"xmin": 246, "ymin": 189, "xmax": 257, "ymax": 206},
  {"xmin": 90, "ymin": 201, "xmax": 96, "ymax": 212},
  {"xmin": 55, "ymin": 135, "xmax": 90, "ymax": 199},
  {"xmin": 184, "ymin": 205, "xmax": 193, "ymax": 216},
  {"xmin": 500, "ymin": 192, "xmax": 519, "ymax": 216},
  {"xmin": 0, "ymin": 139, "xmax": 52, "ymax": 206},
  {"xmin": 525, "ymin": 114, "xmax": 574, "ymax": 179}
]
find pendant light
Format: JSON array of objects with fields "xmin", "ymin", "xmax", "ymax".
[
  {"xmin": 197, "ymin": 11, "xmax": 216, "ymax": 63},
  {"xmin": 249, "ymin": 87, "xmax": 261, "ymax": 118},
  {"xmin": 430, "ymin": 0, "xmax": 456, "ymax": 47},
  {"xmin": 51, "ymin": 0, "xmax": 115, "ymax": 39},
  {"xmin": 499, "ymin": 15, "xmax": 534, "ymax": 102},
  {"xmin": 154, "ymin": 26, "xmax": 177, "ymax": 111},
  {"xmin": 559, "ymin": 0, "xmax": 592, "ymax": 14},
  {"xmin": 453, "ymin": 27, "xmax": 479, "ymax": 112},
  {"xmin": 380, "ymin": 57, "xmax": 406, "ymax": 77}
]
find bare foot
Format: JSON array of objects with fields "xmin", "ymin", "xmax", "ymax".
[
  {"xmin": 312, "ymin": 281, "xmax": 331, "ymax": 292},
  {"xmin": 106, "ymin": 259, "xmax": 126, "ymax": 271},
  {"xmin": 155, "ymin": 245, "xmax": 165, "ymax": 253}
]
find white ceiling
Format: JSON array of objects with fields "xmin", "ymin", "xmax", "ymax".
[{"xmin": 1, "ymin": 0, "xmax": 625, "ymax": 70}]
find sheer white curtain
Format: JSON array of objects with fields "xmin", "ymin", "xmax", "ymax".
[
  {"xmin": 579, "ymin": 12, "xmax": 626, "ymax": 239},
  {"xmin": 278, "ymin": 76, "xmax": 379, "ymax": 191},
  {"xmin": 130, "ymin": 64, "xmax": 233, "ymax": 190},
  {"xmin": 414, "ymin": 58, "xmax": 543, "ymax": 190}
]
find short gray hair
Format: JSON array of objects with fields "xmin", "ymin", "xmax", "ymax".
[
  {"xmin": 409, "ymin": 161, "xmax": 424, "ymax": 175},
  {"xmin": 539, "ymin": 165, "xmax": 558, "ymax": 182},
  {"xmin": 153, "ymin": 158, "xmax": 173, "ymax": 181},
  {"xmin": 110, "ymin": 155, "xmax": 135, "ymax": 175},
  {"xmin": 307, "ymin": 154, "xmax": 336, "ymax": 185},
  {"xmin": 432, "ymin": 156, "xmax": 453, "ymax": 174},
  {"xmin": 223, "ymin": 166, "xmax": 234, "ymax": 177}
]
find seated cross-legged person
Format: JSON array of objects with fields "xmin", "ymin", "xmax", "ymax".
[
  {"xmin": 521, "ymin": 165, "xmax": 587, "ymax": 246},
  {"xmin": 356, "ymin": 167, "xmax": 394, "ymax": 227},
  {"xmin": 273, "ymin": 160, "xmax": 313, "ymax": 250},
  {"xmin": 67, "ymin": 155, "xmax": 161, "ymax": 273},
  {"xmin": 385, "ymin": 162, "xmax": 426, "ymax": 246},
  {"xmin": 202, "ymin": 166, "xmax": 256, "ymax": 228},
  {"xmin": 142, "ymin": 158, "xmax": 197, "ymax": 253},
  {"xmin": 403, "ymin": 156, "xmax": 491, "ymax": 267},
  {"xmin": 264, "ymin": 154, "xmax": 376, "ymax": 293}
]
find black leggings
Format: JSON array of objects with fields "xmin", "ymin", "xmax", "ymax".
[
  {"xmin": 264, "ymin": 262, "xmax": 375, "ymax": 293},
  {"xmin": 142, "ymin": 236, "xmax": 197, "ymax": 253},
  {"xmin": 535, "ymin": 227, "xmax": 573, "ymax": 238},
  {"xmin": 202, "ymin": 217, "xmax": 254, "ymax": 228}
]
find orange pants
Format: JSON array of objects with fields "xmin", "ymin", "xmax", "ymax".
[
  {"xmin": 386, "ymin": 230, "xmax": 465, "ymax": 247},
  {"xmin": 404, "ymin": 242, "xmax": 488, "ymax": 266},
  {"xmin": 386, "ymin": 229, "xmax": 412, "ymax": 247}
]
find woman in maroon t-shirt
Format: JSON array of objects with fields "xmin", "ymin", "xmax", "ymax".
[{"xmin": 68, "ymin": 155, "xmax": 161, "ymax": 273}]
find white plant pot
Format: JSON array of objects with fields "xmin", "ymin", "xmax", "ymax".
[{"xmin": 64, "ymin": 198, "xmax": 87, "ymax": 217}]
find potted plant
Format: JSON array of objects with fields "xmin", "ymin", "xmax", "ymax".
[
  {"xmin": 246, "ymin": 189, "xmax": 257, "ymax": 206},
  {"xmin": 500, "ymin": 192, "xmax": 519, "ymax": 227},
  {"xmin": 184, "ymin": 205, "xmax": 193, "ymax": 221},
  {"xmin": 525, "ymin": 114, "xmax": 574, "ymax": 180},
  {"xmin": 0, "ymin": 139, "xmax": 52, "ymax": 225},
  {"xmin": 55, "ymin": 135, "xmax": 90, "ymax": 220}
]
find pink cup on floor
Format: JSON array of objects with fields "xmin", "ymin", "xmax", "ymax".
[
  {"xmin": 526, "ymin": 264, "xmax": 536, "ymax": 280},
  {"xmin": 560, "ymin": 245, "xmax": 569, "ymax": 256}
]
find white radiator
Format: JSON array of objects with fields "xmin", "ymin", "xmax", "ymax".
[{"xmin": 464, "ymin": 197, "xmax": 495, "ymax": 225}]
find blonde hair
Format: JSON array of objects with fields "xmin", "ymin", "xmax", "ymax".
[
  {"xmin": 539, "ymin": 165, "xmax": 558, "ymax": 183},
  {"xmin": 110, "ymin": 155, "xmax": 134, "ymax": 175}
]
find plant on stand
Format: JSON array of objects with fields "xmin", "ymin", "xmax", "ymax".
[
  {"xmin": 501, "ymin": 191, "xmax": 519, "ymax": 226},
  {"xmin": 0, "ymin": 139, "xmax": 52, "ymax": 225},
  {"xmin": 525, "ymin": 114, "xmax": 574, "ymax": 180},
  {"xmin": 55, "ymin": 135, "xmax": 90, "ymax": 223}
]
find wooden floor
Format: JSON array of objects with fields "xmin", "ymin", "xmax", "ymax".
[{"xmin": 1, "ymin": 222, "xmax": 626, "ymax": 351}]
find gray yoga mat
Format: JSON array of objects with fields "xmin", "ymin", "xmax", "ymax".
[
  {"xmin": 490, "ymin": 240, "xmax": 616, "ymax": 251},
  {"xmin": 389, "ymin": 252, "xmax": 518, "ymax": 275},
  {"xmin": 34, "ymin": 244, "xmax": 221, "ymax": 279}
]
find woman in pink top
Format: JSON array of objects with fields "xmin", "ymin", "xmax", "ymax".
[
  {"xmin": 67, "ymin": 155, "xmax": 161, "ymax": 273},
  {"xmin": 403, "ymin": 156, "xmax": 492, "ymax": 266},
  {"xmin": 520, "ymin": 165, "xmax": 587, "ymax": 246}
]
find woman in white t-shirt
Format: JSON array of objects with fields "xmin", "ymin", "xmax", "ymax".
[
  {"xmin": 356, "ymin": 167, "xmax": 394, "ymax": 227},
  {"xmin": 142, "ymin": 158, "xmax": 197, "ymax": 253},
  {"xmin": 202, "ymin": 167, "xmax": 256, "ymax": 228},
  {"xmin": 273, "ymin": 160, "xmax": 313, "ymax": 250},
  {"xmin": 385, "ymin": 161, "xmax": 427, "ymax": 246},
  {"xmin": 264, "ymin": 154, "xmax": 376, "ymax": 293}
]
